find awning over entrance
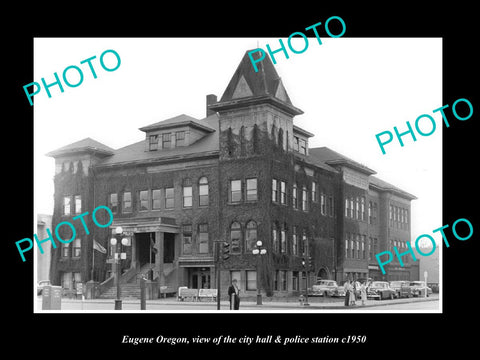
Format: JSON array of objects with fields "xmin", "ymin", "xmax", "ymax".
[
  {"xmin": 178, "ymin": 256, "xmax": 215, "ymax": 268},
  {"xmin": 110, "ymin": 216, "xmax": 180, "ymax": 234}
]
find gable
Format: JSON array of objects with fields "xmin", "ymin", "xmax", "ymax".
[{"xmin": 231, "ymin": 75, "xmax": 253, "ymax": 99}]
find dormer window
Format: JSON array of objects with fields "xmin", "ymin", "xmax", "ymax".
[
  {"xmin": 149, "ymin": 135, "xmax": 158, "ymax": 151},
  {"xmin": 176, "ymin": 131, "xmax": 185, "ymax": 146},
  {"xmin": 162, "ymin": 133, "xmax": 171, "ymax": 149}
]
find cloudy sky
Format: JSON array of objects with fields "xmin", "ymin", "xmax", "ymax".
[{"xmin": 34, "ymin": 37, "xmax": 442, "ymax": 246}]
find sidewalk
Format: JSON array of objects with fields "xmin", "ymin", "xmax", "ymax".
[{"xmin": 40, "ymin": 293, "xmax": 439, "ymax": 310}]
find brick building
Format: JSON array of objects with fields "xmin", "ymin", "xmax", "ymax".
[{"xmin": 46, "ymin": 50, "xmax": 417, "ymax": 298}]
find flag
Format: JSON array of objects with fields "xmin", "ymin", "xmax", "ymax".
[{"xmin": 93, "ymin": 239, "xmax": 107, "ymax": 254}]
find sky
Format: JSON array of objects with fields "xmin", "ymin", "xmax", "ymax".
[{"xmin": 34, "ymin": 37, "xmax": 442, "ymax": 246}]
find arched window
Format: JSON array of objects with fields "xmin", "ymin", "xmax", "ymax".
[
  {"xmin": 245, "ymin": 221, "xmax": 257, "ymax": 252},
  {"xmin": 230, "ymin": 222, "xmax": 242, "ymax": 254},
  {"xmin": 278, "ymin": 128, "xmax": 284, "ymax": 150},
  {"xmin": 198, "ymin": 176, "xmax": 209, "ymax": 206}
]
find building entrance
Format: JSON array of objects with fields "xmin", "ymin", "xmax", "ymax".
[
  {"xmin": 135, "ymin": 232, "xmax": 156, "ymax": 268},
  {"xmin": 188, "ymin": 268, "xmax": 211, "ymax": 289}
]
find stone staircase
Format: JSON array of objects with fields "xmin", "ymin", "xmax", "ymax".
[
  {"xmin": 98, "ymin": 262, "xmax": 177, "ymax": 299},
  {"xmin": 98, "ymin": 282, "xmax": 142, "ymax": 299}
]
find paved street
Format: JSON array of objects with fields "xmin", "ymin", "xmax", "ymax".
[{"xmin": 37, "ymin": 293, "xmax": 439, "ymax": 312}]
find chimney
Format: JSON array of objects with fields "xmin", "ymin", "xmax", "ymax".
[{"xmin": 206, "ymin": 94, "xmax": 217, "ymax": 117}]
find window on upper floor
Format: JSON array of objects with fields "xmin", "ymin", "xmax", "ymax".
[
  {"xmin": 199, "ymin": 177, "xmax": 209, "ymax": 206},
  {"xmin": 272, "ymin": 179, "xmax": 278, "ymax": 203},
  {"xmin": 183, "ymin": 180, "xmax": 192, "ymax": 208},
  {"xmin": 152, "ymin": 189, "xmax": 161, "ymax": 210},
  {"xmin": 165, "ymin": 187, "xmax": 174, "ymax": 209},
  {"xmin": 230, "ymin": 222, "xmax": 242, "ymax": 254},
  {"xmin": 139, "ymin": 190, "xmax": 149, "ymax": 211},
  {"xmin": 176, "ymin": 131, "xmax": 185, "ymax": 146},
  {"xmin": 74, "ymin": 195, "xmax": 82, "ymax": 214},
  {"xmin": 162, "ymin": 133, "xmax": 171, "ymax": 149},
  {"xmin": 109, "ymin": 193, "xmax": 118, "ymax": 213},
  {"xmin": 280, "ymin": 181, "xmax": 286, "ymax": 204},
  {"xmin": 182, "ymin": 225, "xmax": 192, "ymax": 254},
  {"xmin": 312, "ymin": 181, "xmax": 317, "ymax": 202},
  {"xmin": 149, "ymin": 135, "xmax": 158, "ymax": 151},
  {"xmin": 198, "ymin": 224, "xmax": 209, "ymax": 254},
  {"xmin": 63, "ymin": 196, "xmax": 71, "ymax": 216},
  {"xmin": 245, "ymin": 221, "xmax": 257, "ymax": 252},
  {"xmin": 302, "ymin": 186, "xmax": 308, "ymax": 211},
  {"xmin": 246, "ymin": 178, "xmax": 258, "ymax": 201},
  {"xmin": 293, "ymin": 183, "xmax": 298, "ymax": 209},
  {"xmin": 230, "ymin": 180, "xmax": 242, "ymax": 203},
  {"xmin": 123, "ymin": 192, "xmax": 132, "ymax": 213},
  {"xmin": 73, "ymin": 238, "xmax": 81, "ymax": 257}
]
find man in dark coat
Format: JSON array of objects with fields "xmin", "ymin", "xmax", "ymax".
[{"xmin": 227, "ymin": 279, "xmax": 240, "ymax": 310}]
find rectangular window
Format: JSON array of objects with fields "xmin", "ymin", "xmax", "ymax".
[
  {"xmin": 362, "ymin": 235, "xmax": 366, "ymax": 259},
  {"xmin": 175, "ymin": 131, "xmax": 185, "ymax": 146},
  {"xmin": 350, "ymin": 236, "xmax": 354, "ymax": 259},
  {"xmin": 345, "ymin": 237, "xmax": 349, "ymax": 258},
  {"xmin": 280, "ymin": 225, "xmax": 286, "ymax": 254},
  {"xmin": 152, "ymin": 189, "xmax": 161, "ymax": 210},
  {"xmin": 302, "ymin": 187, "xmax": 308, "ymax": 211},
  {"xmin": 62, "ymin": 242, "xmax": 70, "ymax": 258},
  {"xmin": 199, "ymin": 181, "xmax": 209, "ymax": 206},
  {"xmin": 312, "ymin": 181, "xmax": 317, "ymax": 202},
  {"xmin": 149, "ymin": 135, "xmax": 158, "ymax": 150},
  {"xmin": 198, "ymin": 224, "xmax": 209, "ymax": 254},
  {"xmin": 280, "ymin": 181, "xmax": 286, "ymax": 204},
  {"xmin": 165, "ymin": 187, "xmax": 174, "ymax": 209},
  {"xmin": 139, "ymin": 190, "xmax": 149, "ymax": 211},
  {"xmin": 345, "ymin": 198, "xmax": 349, "ymax": 218},
  {"xmin": 109, "ymin": 193, "xmax": 118, "ymax": 213},
  {"xmin": 320, "ymin": 193, "xmax": 326, "ymax": 215},
  {"xmin": 74, "ymin": 195, "xmax": 81, "ymax": 214},
  {"xmin": 246, "ymin": 178, "xmax": 258, "ymax": 201},
  {"xmin": 368, "ymin": 201, "xmax": 373, "ymax": 224},
  {"xmin": 302, "ymin": 232, "xmax": 307, "ymax": 257},
  {"xmin": 293, "ymin": 184, "xmax": 298, "ymax": 209},
  {"xmin": 356, "ymin": 197, "xmax": 360, "ymax": 219},
  {"xmin": 328, "ymin": 196, "xmax": 334, "ymax": 216},
  {"xmin": 361, "ymin": 197, "xmax": 366, "ymax": 221},
  {"xmin": 356, "ymin": 234, "xmax": 360, "ymax": 258},
  {"xmin": 279, "ymin": 270, "xmax": 287, "ymax": 291},
  {"xmin": 299, "ymin": 139, "xmax": 307, "ymax": 155},
  {"xmin": 274, "ymin": 271, "xmax": 279, "ymax": 291},
  {"xmin": 63, "ymin": 196, "xmax": 71, "ymax": 215},
  {"xmin": 162, "ymin": 133, "xmax": 171, "ymax": 149},
  {"xmin": 292, "ymin": 226, "xmax": 298, "ymax": 256},
  {"xmin": 230, "ymin": 180, "xmax": 242, "ymax": 203},
  {"xmin": 61, "ymin": 272, "xmax": 72, "ymax": 289},
  {"xmin": 73, "ymin": 238, "xmax": 81, "ymax": 257},
  {"xmin": 183, "ymin": 185, "xmax": 192, "ymax": 207},
  {"xmin": 246, "ymin": 270, "xmax": 257, "ymax": 291},
  {"xmin": 368, "ymin": 237, "xmax": 373, "ymax": 260},
  {"xmin": 350, "ymin": 198, "xmax": 354, "ymax": 218},
  {"xmin": 182, "ymin": 225, "xmax": 192, "ymax": 254},
  {"xmin": 123, "ymin": 192, "xmax": 132, "ymax": 213},
  {"xmin": 272, "ymin": 179, "xmax": 278, "ymax": 202}
]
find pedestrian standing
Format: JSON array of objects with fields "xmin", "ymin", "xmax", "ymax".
[
  {"xmin": 228, "ymin": 279, "xmax": 240, "ymax": 310},
  {"xmin": 344, "ymin": 280, "xmax": 351, "ymax": 306},
  {"xmin": 360, "ymin": 283, "xmax": 367, "ymax": 306},
  {"xmin": 350, "ymin": 281, "xmax": 356, "ymax": 306}
]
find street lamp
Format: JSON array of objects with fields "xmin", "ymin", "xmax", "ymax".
[
  {"xmin": 252, "ymin": 240, "xmax": 267, "ymax": 305},
  {"xmin": 110, "ymin": 226, "xmax": 128, "ymax": 310}
]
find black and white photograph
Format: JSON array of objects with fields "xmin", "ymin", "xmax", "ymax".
[
  {"xmin": 33, "ymin": 37, "xmax": 442, "ymax": 314},
  {"xmin": 7, "ymin": 4, "xmax": 477, "ymax": 355}
]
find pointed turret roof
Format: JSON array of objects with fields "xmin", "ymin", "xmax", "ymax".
[{"xmin": 209, "ymin": 50, "xmax": 303, "ymax": 116}]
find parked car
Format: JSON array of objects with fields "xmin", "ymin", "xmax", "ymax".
[
  {"xmin": 390, "ymin": 281, "xmax": 413, "ymax": 298},
  {"xmin": 367, "ymin": 281, "xmax": 397, "ymax": 300},
  {"xmin": 311, "ymin": 279, "xmax": 340, "ymax": 297},
  {"xmin": 428, "ymin": 282, "xmax": 439, "ymax": 293},
  {"xmin": 37, "ymin": 280, "xmax": 51, "ymax": 295},
  {"xmin": 409, "ymin": 281, "xmax": 432, "ymax": 297}
]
